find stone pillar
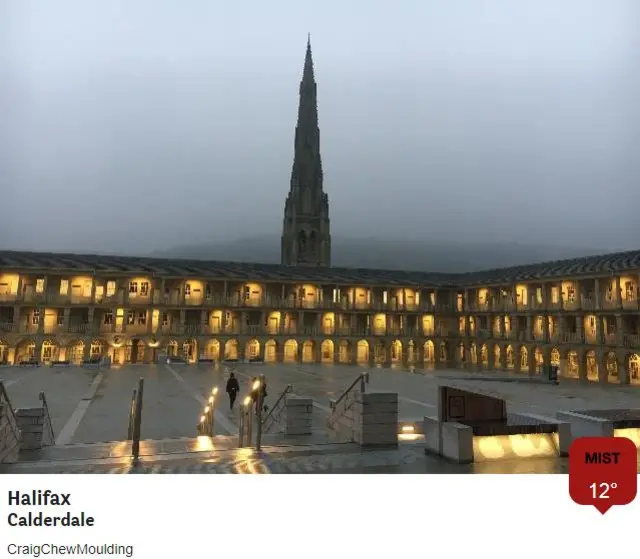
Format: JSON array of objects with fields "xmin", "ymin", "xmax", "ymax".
[
  {"xmin": 15, "ymin": 407, "xmax": 45, "ymax": 451},
  {"xmin": 594, "ymin": 278, "xmax": 600, "ymax": 309},
  {"xmin": 526, "ymin": 315, "xmax": 532, "ymax": 341},
  {"xmin": 354, "ymin": 392, "xmax": 398, "ymax": 447},
  {"xmin": 615, "ymin": 314, "xmax": 623, "ymax": 345},
  {"xmin": 576, "ymin": 316, "xmax": 584, "ymax": 343},
  {"xmin": 284, "ymin": 397, "xmax": 313, "ymax": 436}
]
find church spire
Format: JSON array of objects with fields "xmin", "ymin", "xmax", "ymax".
[{"xmin": 281, "ymin": 37, "xmax": 331, "ymax": 268}]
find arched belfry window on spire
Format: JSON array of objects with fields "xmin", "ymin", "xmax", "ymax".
[
  {"xmin": 308, "ymin": 231, "xmax": 317, "ymax": 255},
  {"xmin": 298, "ymin": 230, "xmax": 307, "ymax": 254}
]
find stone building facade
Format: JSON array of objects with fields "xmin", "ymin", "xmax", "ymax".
[{"xmin": 0, "ymin": 40, "xmax": 637, "ymax": 384}]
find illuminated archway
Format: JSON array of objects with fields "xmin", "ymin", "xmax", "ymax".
[
  {"xmin": 356, "ymin": 340, "xmax": 369, "ymax": 364},
  {"xmin": 480, "ymin": 344, "xmax": 488, "ymax": 367},
  {"xmin": 67, "ymin": 339, "xmax": 85, "ymax": 365},
  {"xmin": 224, "ymin": 339, "xmax": 238, "ymax": 360},
  {"xmin": 90, "ymin": 339, "xmax": 107, "ymax": 359},
  {"xmin": 586, "ymin": 350, "xmax": 598, "ymax": 381},
  {"xmin": 283, "ymin": 339, "xmax": 298, "ymax": 363},
  {"xmin": 519, "ymin": 346, "xmax": 528, "ymax": 372},
  {"xmin": 16, "ymin": 339, "xmax": 35, "ymax": 363},
  {"xmin": 439, "ymin": 341, "xmax": 448, "ymax": 363},
  {"xmin": 0, "ymin": 339, "xmax": 8, "ymax": 364},
  {"xmin": 423, "ymin": 341, "xmax": 435, "ymax": 363},
  {"xmin": 566, "ymin": 350, "xmax": 579, "ymax": 379},
  {"xmin": 407, "ymin": 340, "xmax": 416, "ymax": 364},
  {"xmin": 493, "ymin": 345, "xmax": 501, "ymax": 368},
  {"xmin": 505, "ymin": 345, "xmax": 514, "ymax": 369},
  {"xmin": 391, "ymin": 340, "xmax": 403, "ymax": 363},
  {"xmin": 167, "ymin": 340, "xmax": 179, "ymax": 357},
  {"xmin": 338, "ymin": 340, "xmax": 351, "ymax": 364},
  {"xmin": 40, "ymin": 340, "xmax": 58, "ymax": 363},
  {"xmin": 458, "ymin": 343, "xmax": 466, "ymax": 363},
  {"xmin": 550, "ymin": 348, "xmax": 560, "ymax": 366},
  {"xmin": 302, "ymin": 340, "xmax": 315, "ymax": 363},
  {"xmin": 182, "ymin": 338, "xmax": 197, "ymax": 363},
  {"xmin": 605, "ymin": 352, "xmax": 618, "ymax": 383},
  {"xmin": 246, "ymin": 339, "xmax": 260, "ymax": 360},
  {"xmin": 470, "ymin": 343, "xmax": 477, "ymax": 365},
  {"xmin": 374, "ymin": 340, "xmax": 386, "ymax": 364},
  {"xmin": 628, "ymin": 353, "xmax": 640, "ymax": 385},
  {"xmin": 204, "ymin": 339, "xmax": 220, "ymax": 360},
  {"xmin": 534, "ymin": 347, "xmax": 544, "ymax": 370},
  {"xmin": 264, "ymin": 340, "xmax": 277, "ymax": 363},
  {"xmin": 321, "ymin": 339, "xmax": 334, "ymax": 364}
]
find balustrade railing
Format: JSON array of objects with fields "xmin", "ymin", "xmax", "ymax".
[
  {"xmin": 327, "ymin": 372, "xmax": 369, "ymax": 431},
  {"xmin": 261, "ymin": 384, "xmax": 293, "ymax": 434}
]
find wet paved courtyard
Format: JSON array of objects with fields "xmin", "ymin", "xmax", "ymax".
[{"xmin": 2, "ymin": 362, "xmax": 639, "ymax": 474}]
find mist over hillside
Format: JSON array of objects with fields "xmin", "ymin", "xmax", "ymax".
[{"xmin": 150, "ymin": 236, "xmax": 603, "ymax": 272}]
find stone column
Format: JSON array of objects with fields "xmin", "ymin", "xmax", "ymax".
[
  {"xmin": 576, "ymin": 316, "xmax": 584, "ymax": 343},
  {"xmin": 615, "ymin": 314, "xmax": 623, "ymax": 345}
]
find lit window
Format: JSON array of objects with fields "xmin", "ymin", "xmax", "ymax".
[
  {"xmin": 140, "ymin": 282, "xmax": 149, "ymax": 296},
  {"xmin": 59, "ymin": 280, "xmax": 69, "ymax": 295},
  {"xmin": 129, "ymin": 282, "xmax": 138, "ymax": 294},
  {"xmin": 106, "ymin": 281, "xmax": 116, "ymax": 297},
  {"xmin": 137, "ymin": 312, "xmax": 146, "ymax": 325},
  {"xmin": 32, "ymin": 310, "xmax": 40, "ymax": 325},
  {"xmin": 36, "ymin": 279, "xmax": 45, "ymax": 293},
  {"xmin": 103, "ymin": 312, "xmax": 113, "ymax": 325},
  {"xmin": 184, "ymin": 284, "xmax": 191, "ymax": 296},
  {"xmin": 57, "ymin": 313, "xmax": 64, "ymax": 326},
  {"xmin": 127, "ymin": 311, "xmax": 135, "ymax": 325}
]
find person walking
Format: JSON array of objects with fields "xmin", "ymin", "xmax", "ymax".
[{"xmin": 226, "ymin": 372, "xmax": 240, "ymax": 410}]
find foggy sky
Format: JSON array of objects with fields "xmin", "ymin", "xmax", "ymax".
[{"xmin": 1, "ymin": 0, "xmax": 638, "ymax": 255}]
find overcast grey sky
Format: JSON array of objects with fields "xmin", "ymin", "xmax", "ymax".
[{"xmin": 1, "ymin": 0, "xmax": 638, "ymax": 255}]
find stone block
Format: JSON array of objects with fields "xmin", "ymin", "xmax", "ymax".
[
  {"xmin": 357, "ymin": 392, "xmax": 398, "ymax": 404},
  {"xmin": 359, "ymin": 412, "xmax": 399, "ymax": 426},
  {"xmin": 556, "ymin": 411, "xmax": 615, "ymax": 443},
  {"xmin": 423, "ymin": 416, "xmax": 441, "ymax": 455},
  {"xmin": 441, "ymin": 422, "xmax": 473, "ymax": 463}
]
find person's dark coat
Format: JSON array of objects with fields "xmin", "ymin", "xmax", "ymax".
[{"xmin": 226, "ymin": 376, "xmax": 239, "ymax": 395}]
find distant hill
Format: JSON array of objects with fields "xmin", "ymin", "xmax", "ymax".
[{"xmin": 149, "ymin": 236, "xmax": 602, "ymax": 273}]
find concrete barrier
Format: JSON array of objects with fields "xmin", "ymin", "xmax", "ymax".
[
  {"xmin": 0, "ymin": 403, "xmax": 21, "ymax": 463},
  {"xmin": 556, "ymin": 411, "xmax": 615, "ymax": 445},
  {"xmin": 354, "ymin": 392, "xmax": 398, "ymax": 447},
  {"xmin": 15, "ymin": 407, "xmax": 45, "ymax": 451},
  {"xmin": 284, "ymin": 397, "xmax": 313, "ymax": 436},
  {"xmin": 442, "ymin": 421, "xmax": 474, "ymax": 463}
]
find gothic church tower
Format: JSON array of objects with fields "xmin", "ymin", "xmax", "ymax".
[{"xmin": 281, "ymin": 36, "xmax": 331, "ymax": 267}]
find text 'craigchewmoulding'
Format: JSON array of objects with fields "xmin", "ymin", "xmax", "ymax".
[{"xmin": 6, "ymin": 490, "xmax": 96, "ymax": 528}]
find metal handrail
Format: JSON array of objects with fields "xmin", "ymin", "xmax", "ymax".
[
  {"xmin": 0, "ymin": 381, "xmax": 19, "ymax": 432},
  {"xmin": 38, "ymin": 391, "xmax": 55, "ymax": 445},
  {"xmin": 261, "ymin": 384, "xmax": 293, "ymax": 433},
  {"xmin": 330, "ymin": 372, "xmax": 369, "ymax": 411},
  {"xmin": 127, "ymin": 388, "xmax": 137, "ymax": 440}
]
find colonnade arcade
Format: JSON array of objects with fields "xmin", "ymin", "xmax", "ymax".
[{"xmin": 0, "ymin": 336, "xmax": 637, "ymax": 385}]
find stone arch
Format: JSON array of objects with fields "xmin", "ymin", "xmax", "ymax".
[
  {"xmin": 0, "ymin": 338, "xmax": 8, "ymax": 364},
  {"xmin": 90, "ymin": 338, "xmax": 108, "ymax": 359},
  {"xmin": 566, "ymin": 349, "xmax": 579, "ymax": 379},
  {"xmin": 480, "ymin": 344, "xmax": 488, "ymax": 367},
  {"xmin": 338, "ymin": 340, "xmax": 351, "ymax": 364},
  {"xmin": 167, "ymin": 339, "xmax": 179, "ymax": 358},
  {"xmin": 16, "ymin": 339, "xmax": 36, "ymax": 363},
  {"xmin": 264, "ymin": 339, "xmax": 277, "ymax": 363},
  {"xmin": 321, "ymin": 339, "xmax": 334, "ymax": 364},
  {"xmin": 391, "ymin": 340, "xmax": 403, "ymax": 364},
  {"xmin": 224, "ymin": 339, "xmax": 238, "ymax": 360},
  {"xmin": 297, "ymin": 230, "xmax": 307, "ymax": 254},
  {"xmin": 550, "ymin": 348, "xmax": 561, "ymax": 366},
  {"xmin": 40, "ymin": 339, "xmax": 59, "ymax": 363},
  {"xmin": 505, "ymin": 344, "xmax": 514, "ymax": 369},
  {"xmin": 423, "ymin": 340, "xmax": 435, "ymax": 363},
  {"xmin": 457, "ymin": 342, "xmax": 466, "ymax": 364},
  {"xmin": 182, "ymin": 338, "xmax": 197, "ymax": 363},
  {"xmin": 439, "ymin": 341, "xmax": 448, "ymax": 363},
  {"xmin": 308, "ymin": 230, "xmax": 318, "ymax": 255},
  {"xmin": 66, "ymin": 339, "xmax": 85, "ymax": 365},
  {"xmin": 627, "ymin": 353, "xmax": 640, "ymax": 385},
  {"xmin": 126, "ymin": 337, "xmax": 146, "ymax": 364},
  {"xmin": 283, "ymin": 339, "xmax": 298, "ymax": 363},
  {"xmin": 204, "ymin": 339, "xmax": 221, "ymax": 360},
  {"xmin": 302, "ymin": 340, "xmax": 314, "ymax": 363},
  {"xmin": 585, "ymin": 350, "xmax": 598, "ymax": 382},
  {"xmin": 534, "ymin": 346, "xmax": 544, "ymax": 373},
  {"xmin": 470, "ymin": 342, "xmax": 478, "ymax": 365},
  {"xmin": 356, "ymin": 340, "xmax": 369, "ymax": 364},
  {"xmin": 604, "ymin": 351, "xmax": 618, "ymax": 383},
  {"xmin": 246, "ymin": 338, "xmax": 260, "ymax": 360},
  {"xmin": 493, "ymin": 345, "xmax": 501, "ymax": 369},
  {"xmin": 519, "ymin": 346, "xmax": 528, "ymax": 372}
]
